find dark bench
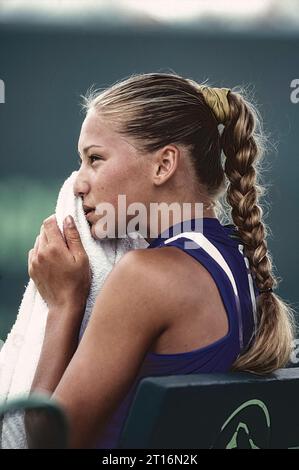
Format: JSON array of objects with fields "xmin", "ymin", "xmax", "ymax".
[
  {"xmin": 118, "ymin": 368, "xmax": 299, "ymax": 449},
  {"xmin": 1, "ymin": 367, "xmax": 299, "ymax": 449}
]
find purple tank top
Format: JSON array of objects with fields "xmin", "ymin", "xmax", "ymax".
[{"xmin": 95, "ymin": 217, "xmax": 259, "ymax": 448}]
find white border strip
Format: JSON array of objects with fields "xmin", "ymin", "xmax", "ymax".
[{"xmin": 165, "ymin": 231, "xmax": 239, "ymax": 296}]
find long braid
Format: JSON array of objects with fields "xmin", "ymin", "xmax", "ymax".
[{"xmin": 221, "ymin": 91, "xmax": 295, "ymax": 374}]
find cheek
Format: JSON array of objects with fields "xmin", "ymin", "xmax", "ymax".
[
  {"xmin": 93, "ymin": 164, "xmax": 131, "ymax": 203},
  {"xmin": 111, "ymin": 158, "xmax": 140, "ymax": 183},
  {"xmin": 93, "ymin": 158, "xmax": 146, "ymax": 207}
]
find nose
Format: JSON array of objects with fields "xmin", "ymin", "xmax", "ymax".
[{"xmin": 73, "ymin": 171, "xmax": 91, "ymax": 198}]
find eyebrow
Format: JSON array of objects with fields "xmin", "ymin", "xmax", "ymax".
[{"xmin": 77, "ymin": 144, "xmax": 104, "ymax": 156}]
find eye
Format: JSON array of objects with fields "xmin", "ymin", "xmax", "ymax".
[{"xmin": 89, "ymin": 155, "xmax": 102, "ymax": 164}]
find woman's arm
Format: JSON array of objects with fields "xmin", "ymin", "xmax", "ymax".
[
  {"xmin": 25, "ymin": 214, "xmax": 92, "ymax": 446},
  {"xmin": 30, "ymin": 303, "xmax": 84, "ymax": 394},
  {"xmin": 25, "ymin": 301, "xmax": 86, "ymax": 449},
  {"xmin": 29, "ymin": 249, "xmax": 171, "ymax": 448},
  {"xmin": 27, "ymin": 214, "xmax": 92, "ymax": 394}
]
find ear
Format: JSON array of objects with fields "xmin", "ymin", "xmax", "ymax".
[{"xmin": 152, "ymin": 144, "xmax": 180, "ymax": 186}]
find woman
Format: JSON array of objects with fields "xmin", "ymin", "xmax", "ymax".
[{"xmin": 27, "ymin": 72, "xmax": 295, "ymax": 449}]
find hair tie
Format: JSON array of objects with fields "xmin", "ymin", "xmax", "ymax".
[{"xmin": 198, "ymin": 86, "xmax": 231, "ymax": 125}]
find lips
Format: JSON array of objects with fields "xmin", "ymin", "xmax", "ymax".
[
  {"xmin": 82, "ymin": 203, "xmax": 95, "ymax": 224},
  {"xmin": 85, "ymin": 210, "xmax": 95, "ymax": 221},
  {"xmin": 83, "ymin": 203, "xmax": 94, "ymax": 214}
]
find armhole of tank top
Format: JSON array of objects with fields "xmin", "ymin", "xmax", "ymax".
[{"xmin": 162, "ymin": 232, "xmax": 245, "ymax": 351}]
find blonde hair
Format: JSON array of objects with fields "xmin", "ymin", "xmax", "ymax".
[{"xmin": 82, "ymin": 71, "xmax": 296, "ymax": 375}]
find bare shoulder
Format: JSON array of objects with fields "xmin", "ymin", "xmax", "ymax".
[
  {"xmin": 119, "ymin": 245, "xmax": 209, "ymax": 288},
  {"xmin": 118, "ymin": 244, "xmax": 207, "ymax": 276},
  {"xmin": 110, "ymin": 246, "xmax": 208, "ymax": 325},
  {"xmin": 104, "ymin": 247, "xmax": 180, "ymax": 323},
  {"xmin": 115, "ymin": 245, "xmax": 203, "ymax": 290}
]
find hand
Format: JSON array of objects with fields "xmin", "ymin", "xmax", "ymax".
[{"xmin": 28, "ymin": 214, "xmax": 91, "ymax": 311}]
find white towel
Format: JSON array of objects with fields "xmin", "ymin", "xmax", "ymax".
[{"xmin": 0, "ymin": 170, "xmax": 148, "ymax": 448}]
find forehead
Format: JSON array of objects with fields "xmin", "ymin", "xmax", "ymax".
[
  {"xmin": 78, "ymin": 108, "xmax": 140, "ymax": 160},
  {"xmin": 78, "ymin": 109, "xmax": 116, "ymax": 148}
]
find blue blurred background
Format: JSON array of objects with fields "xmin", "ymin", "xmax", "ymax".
[{"xmin": 0, "ymin": 0, "xmax": 298, "ymax": 340}]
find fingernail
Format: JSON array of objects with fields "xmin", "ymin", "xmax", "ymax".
[{"xmin": 64, "ymin": 215, "xmax": 74, "ymax": 228}]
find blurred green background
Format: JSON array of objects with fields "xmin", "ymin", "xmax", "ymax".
[{"xmin": 0, "ymin": 16, "xmax": 299, "ymax": 339}]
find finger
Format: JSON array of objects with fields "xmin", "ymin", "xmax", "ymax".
[
  {"xmin": 28, "ymin": 247, "xmax": 36, "ymax": 275},
  {"xmin": 33, "ymin": 234, "xmax": 40, "ymax": 253},
  {"xmin": 28, "ymin": 248, "xmax": 35, "ymax": 266},
  {"xmin": 42, "ymin": 214, "xmax": 66, "ymax": 247},
  {"xmin": 28, "ymin": 239, "xmax": 37, "ymax": 276},
  {"xmin": 39, "ymin": 225, "xmax": 48, "ymax": 250},
  {"xmin": 63, "ymin": 215, "xmax": 86, "ymax": 261}
]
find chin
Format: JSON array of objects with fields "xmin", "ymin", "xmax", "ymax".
[
  {"xmin": 89, "ymin": 223, "xmax": 105, "ymax": 240},
  {"xmin": 89, "ymin": 223, "xmax": 97, "ymax": 239}
]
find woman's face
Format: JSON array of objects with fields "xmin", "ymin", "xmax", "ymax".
[{"xmin": 74, "ymin": 108, "xmax": 152, "ymax": 239}]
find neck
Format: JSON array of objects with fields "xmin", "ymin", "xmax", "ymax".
[{"xmin": 143, "ymin": 201, "xmax": 217, "ymax": 244}]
